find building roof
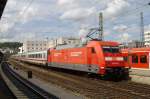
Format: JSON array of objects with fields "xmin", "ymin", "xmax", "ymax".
[{"xmin": 0, "ymin": 0, "xmax": 7, "ymax": 19}]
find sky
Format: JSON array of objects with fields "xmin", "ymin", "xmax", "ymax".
[{"xmin": 0, "ymin": 0, "xmax": 150, "ymax": 43}]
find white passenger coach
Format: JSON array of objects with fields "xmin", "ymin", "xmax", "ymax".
[{"xmin": 13, "ymin": 50, "xmax": 47, "ymax": 65}]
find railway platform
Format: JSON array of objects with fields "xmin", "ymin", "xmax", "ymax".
[{"xmin": 130, "ymin": 69, "xmax": 150, "ymax": 85}]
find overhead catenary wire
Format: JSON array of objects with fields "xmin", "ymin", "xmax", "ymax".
[
  {"xmin": 104, "ymin": 2, "xmax": 150, "ymax": 22},
  {"xmin": 12, "ymin": 0, "xmax": 35, "ymax": 26},
  {"xmin": 1, "ymin": 0, "xmax": 35, "ymax": 32},
  {"xmin": 0, "ymin": 0, "xmax": 35, "ymax": 42},
  {"xmin": 104, "ymin": 2, "xmax": 150, "ymax": 29},
  {"xmin": 121, "ymin": 2, "xmax": 150, "ymax": 18}
]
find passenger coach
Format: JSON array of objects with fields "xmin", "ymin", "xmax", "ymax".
[
  {"xmin": 121, "ymin": 48, "xmax": 150, "ymax": 76},
  {"xmin": 14, "ymin": 51, "xmax": 47, "ymax": 65}
]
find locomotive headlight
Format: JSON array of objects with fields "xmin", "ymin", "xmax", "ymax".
[
  {"xmin": 105, "ymin": 57, "xmax": 112, "ymax": 61},
  {"xmin": 116, "ymin": 57, "xmax": 123, "ymax": 61}
]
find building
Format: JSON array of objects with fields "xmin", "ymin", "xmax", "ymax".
[
  {"xmin": 144, "ymin": 31, "xmax": 150, "ymax": 46},
  {"xmin": 56, "ymin": 37, "xmax": 80, "ymax": 45},
  {"xmin": 128, "ymin": 40, "xmax": 145, "ymax": 48},
  {"xmin": 19, "ymin": 37, "xmax": 81, "ymax": 53},
  {"xmin": 48, "ymin": 39, "xmax": 56, "ymax": 48},
  {"xmin": 22, "ymin": 40, "xmax": 49, "ymax": 52},
  {"xmin": 0, "ymin": 48, "xmax": 14, "ymax": 54},
  {"xmin": 120, "ymin": 40, "xmax": 145, "ymax": 49},
  {"xmin": 18, "ymin": 46, "xmax": 23, "ymax": 53}
]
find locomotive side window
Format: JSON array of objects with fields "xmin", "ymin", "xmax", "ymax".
[
  {"xmin": 132, "ymin": 55, "xmax": 138, "ymax": 63},
  {"xmin": 140, "ymin": 55, "xmax": 147, "ymax": 63},
  {"xmin": 92, "ymin": 48, "xmax": 96, "ymax": 53}
]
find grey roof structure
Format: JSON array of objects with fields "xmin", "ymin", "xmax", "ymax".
[{"xmin": 0, "ymin": 0, "xmax": 7, "ymax": 19}]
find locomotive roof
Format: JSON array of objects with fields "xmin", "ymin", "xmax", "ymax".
[
  {"xmin": 0, "ymin": 0, "xmax": 7, "ymax": 19},
  {"xmin": 54, "ymin": 40, "xmax": 119, "ymax": 50},
  {"xmin": 17, "ymin": 50, "xmax": 47, "ymax": 55}
]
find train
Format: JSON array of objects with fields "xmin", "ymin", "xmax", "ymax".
[
  {"xmin": 121, "ymin": 47, "xmax": 150, "ymax": 76},
  {"xmin": 13, "ymin": 40, "xmax": 129, "ymax": 79}
]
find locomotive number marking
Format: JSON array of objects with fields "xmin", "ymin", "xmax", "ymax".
[
  {"xmin": 54, "ymin": 53, "xmax": 62, "ymax": 56},
  {"xmin": 70, "ymin": 52, "xmax": 82, "ymax": 57}
]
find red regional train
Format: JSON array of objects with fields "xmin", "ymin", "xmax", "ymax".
[
  {"xmin": 13, "ymin": 40, "xmax": 129, "ymax": 79},
  {"xmin": 121, "ymin": 47, "xmax": 150, "ymax": 76}
]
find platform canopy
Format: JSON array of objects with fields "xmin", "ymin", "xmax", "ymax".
[{"xmin": 0, "ymin": 0, "xmax": 7, "ymax": 19}]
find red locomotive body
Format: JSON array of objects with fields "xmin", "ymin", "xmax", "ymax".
[{"xmin": 47, "ymin": 41, "xmax": 128, "ymax": 77}]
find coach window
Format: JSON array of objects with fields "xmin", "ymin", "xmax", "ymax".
[
  {"xmin": 132, "ymin": 55, "xmax": 138, "ymax": 63},
  {"xmin": 140, "ymin": 55, "xmax": 147, "ymax": 63},
  {"xmin": 43, "ymin": 54, "xmax": 45, "ymax": 58}
]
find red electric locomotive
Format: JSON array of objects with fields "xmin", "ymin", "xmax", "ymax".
[{"xmin": 47, "ymin": 40, "xmax": 129, "ymax": 78}]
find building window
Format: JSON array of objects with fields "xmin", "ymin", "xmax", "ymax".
[
  {"xmin": 140, "ymin": 55, "xmax": 147, "ymax": 63},
  {"xmin": 132, "ymin": 55, "xmax": 138, "ymax": 63}
]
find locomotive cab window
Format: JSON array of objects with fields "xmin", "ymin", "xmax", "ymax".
[
  {"xmin": 140, "ymin": 55, "xmax": 147, "ymax": 63},
  {"xmin": 103, "ymin": 46, "xmax": 119, "ymax": 53},
  {"xmin": 132, "ymin": 55, "xmax": 138, "ymax": 63},
  {"xmin": 124, "ymin": 56, "xmax": 128, "ymax": 62}
]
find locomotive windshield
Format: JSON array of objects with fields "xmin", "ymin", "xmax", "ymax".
[{"xmin": 102, "ymin": 46, "xmax": 119, "ymax": 53}]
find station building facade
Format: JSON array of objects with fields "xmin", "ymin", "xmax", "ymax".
[
  {"xmin": 144, "ymin": 31, "xmax": 150, "ymax": 46},
  {"xmin": 19, "ymin": 37, "xmax": 80, "ymax": 53}
]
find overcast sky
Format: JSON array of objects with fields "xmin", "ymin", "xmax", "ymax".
[{"xmin": 0, "ymin": 0, "xmax": 150, "ymax": 42}]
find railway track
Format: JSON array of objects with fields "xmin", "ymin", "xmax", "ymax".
[
  {"xmin": 1, "ymin": 62, "xmax": 58, "ymax": 99},
  {"xmin": 10, "ymin": 59, "xmax": 150, "ymax": 99}
]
